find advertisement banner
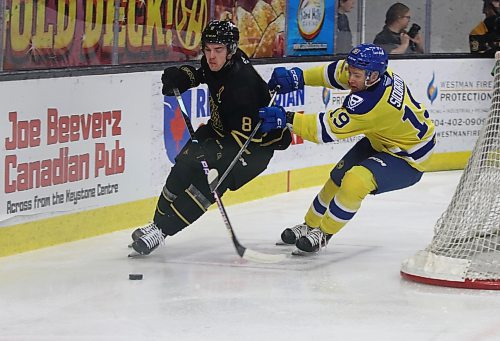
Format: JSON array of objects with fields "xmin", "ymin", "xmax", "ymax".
[
  {"xmin": 0, "ymin": 73, "xmax": 155, "ymax": 222},
  {"xmin": 2, "ymin": 0, "xmax": 210, "ymax": 70},
  {"xmin": 162, "ymin": 87, "xmax": 211, "ymax": 164},
  {"xmin": 286, "ymin": 0, "xmax": 334, "ymax": 56},
  {"xmin": 1, "ymin": 58, "xmax": 494, "ymax": 223},
  {"xmin": 213, "ymin": 0, "xmax": 286, "ymax": 58}
]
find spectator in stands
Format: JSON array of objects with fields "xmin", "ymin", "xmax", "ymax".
[
  {"xmin": 336, "ymin": 0, "xmax": 355, "ymax": 54},
  {"xmin": 373, "ymin": 2, "xmax": 424, "ymax": 54},
  {"xmin": 470, "ymin": 0, "xmax": 500, "ymax": 56}
]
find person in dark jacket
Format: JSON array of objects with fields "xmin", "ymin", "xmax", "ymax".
[
  {"xmin": 373, "ymin": 2, "xmax": 424, "ymax": 54},
  {"xmin": 470, "ymin": 0, "xmax": 500, "ymax": 56},
  {"xmin": 130, "ymin": 20, "xmax": 292, "ymax": 256}
]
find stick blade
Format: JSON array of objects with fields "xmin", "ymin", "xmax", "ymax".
[
  {"xmin": 242, "ymin": 249, "xmax": 288, "ymax": 264},
  {"xmin": 207, "ymin": 167, "xmax": 287, "ymax": 264}
]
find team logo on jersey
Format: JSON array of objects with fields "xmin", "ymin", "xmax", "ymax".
[
  {"xmin": 471, "ymin": 40, "xmax": 479, "ymax": 52},
  {"xmin": 346, "ymin": 94, "xmax": 364, "ymax": 110},
  {"xmin": 217, "ymin": 86, "xmax": 224, "ymax": 103},
  {"xmin": 163, "ymin": 93, "xmax": 191, "ymax": 164}
]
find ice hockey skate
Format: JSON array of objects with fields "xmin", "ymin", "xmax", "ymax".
[
  {"xmin": 128, "ymin": 223, "xmax": 165, "ymax": 257},
  {"xmin": 276, "ymin": 223, "xmax": 311, "ymax": 245},
  {"xmin": 130, "ymin": 222, "xmax": 160, "ymax": 243},
  {"xmin": 293, "ymin": 228, "xmax": 332, "ymax": 255}
]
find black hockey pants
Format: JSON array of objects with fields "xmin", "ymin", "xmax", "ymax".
[{"xmin": 153, "ymin": 125, "xmax": 274, "ymax": 236}]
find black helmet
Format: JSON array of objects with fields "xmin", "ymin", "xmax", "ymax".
[{"xmin": 201, "ymin": 20, "xmax": 239, "ymax": 55}]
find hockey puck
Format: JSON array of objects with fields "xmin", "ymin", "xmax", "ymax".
[{"xmin": 129, "ymin": 273, "xmax": 143, "ymax": 280}]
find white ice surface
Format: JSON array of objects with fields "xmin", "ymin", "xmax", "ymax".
[{"xmin": 1, "ymin": 170, "xmax": 500, "ymax": 341}]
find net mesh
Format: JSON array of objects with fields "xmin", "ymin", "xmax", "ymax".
[{"xmin": 401, "ymin": 54, "xmax": 500, "ymax": 286}]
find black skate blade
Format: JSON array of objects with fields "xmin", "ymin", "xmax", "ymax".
[
  {"xmin": 275, "ymin": 240, "xmax": 295, "ymax": 246},
  {"xmin": 128, "ymin": 250, "xmax": 145, "ymax": 258}
]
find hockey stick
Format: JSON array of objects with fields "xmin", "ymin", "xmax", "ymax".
[
  {"xmin": 211, "ymin": 87, "xmax": 280, "ymax": 193},
  {"xmin": 173, "ymin": 88, "xmax": 287, "ymax": 264}
]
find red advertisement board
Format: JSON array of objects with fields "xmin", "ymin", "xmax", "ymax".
[{"xmin": 3, "ymin": 0, "xmax": 211, "ymax": 70}]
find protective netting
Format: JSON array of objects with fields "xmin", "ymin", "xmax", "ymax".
[{"xmin": 401, "ymin": 54, "xmax": 500, "ymax": 288}]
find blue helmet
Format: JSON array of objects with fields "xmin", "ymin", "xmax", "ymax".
[{"xmin": 347, "ymin": 43, "xmax": 388, "ymax": 76}]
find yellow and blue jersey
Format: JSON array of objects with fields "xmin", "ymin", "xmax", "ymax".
[{"xmin": 293, "ymin": 60, "xmax": 435, "ymax": 171}]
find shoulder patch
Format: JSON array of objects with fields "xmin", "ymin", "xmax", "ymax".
[
  {"xmin": 382, "ymin": 74, "xmax": 392, "ymax": 87},
  {"xmin": 346, "ymin": 94, "xmax": 364, "ymax": 110}
]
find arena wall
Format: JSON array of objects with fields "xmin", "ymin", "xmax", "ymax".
[{"xmin": 0, "ymin": 57, "xmax": 494, "ymax": 256}]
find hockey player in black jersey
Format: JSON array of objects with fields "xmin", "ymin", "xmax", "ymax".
[{"xmin": 130, "ymin": 20, "xmax": 292, "ymax": 255}]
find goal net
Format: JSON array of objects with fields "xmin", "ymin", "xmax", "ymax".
[{"xmin": 400, "ymin": 53, "xmax": 500, "ymax": 290}]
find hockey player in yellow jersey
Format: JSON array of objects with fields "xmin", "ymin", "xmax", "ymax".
[{"xmin": 258, "ymin": 43, "xmax": 435, "ymax": 253}]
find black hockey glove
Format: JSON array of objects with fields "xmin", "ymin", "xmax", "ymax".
[{"xmin": 161, "ymin": 65, "xmax": 199, "ymax": 96}]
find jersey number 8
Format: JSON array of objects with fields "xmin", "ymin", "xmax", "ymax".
[{"xmin": 242, "ymin": 117, "xmax": 252, "ymax": 132}]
